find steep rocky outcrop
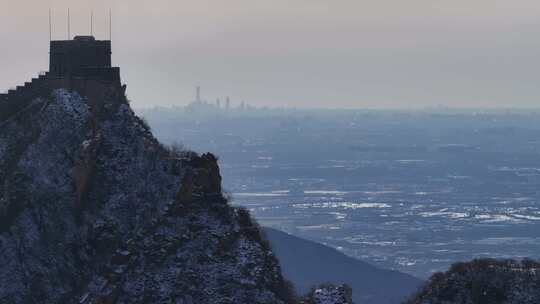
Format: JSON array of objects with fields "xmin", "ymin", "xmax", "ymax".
[
  {"xmin": 0, "ymin": 88, "xmax": 296, "ymax": 303},
  {"xmin": 406, "ymin": 259, "xmax": 540, "ymax": 304},
  {"xmin": 301, "ymin": 285, "xmax": 354, "ymax": 304}
]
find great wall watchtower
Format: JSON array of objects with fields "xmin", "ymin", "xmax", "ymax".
[
  {"xmin": 0, "ymin": 36, "xmax": 123, "ymax": 121},
  {"xmin": 49, "ymin": 36, "xmax": 120, "ymax": 82}
]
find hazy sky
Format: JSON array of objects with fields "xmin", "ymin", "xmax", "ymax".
[{"xmin": 2, "ymin": 0, "xmax": 540, "ymax": 108}]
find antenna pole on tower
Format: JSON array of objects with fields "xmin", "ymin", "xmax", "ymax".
[
  {"xmin": 49, "ymin": 8, "xmax": 52, "ymax": 41},
  {"xmin": 109, "ymin": 9, "xmax": 112, "ymax": 41},
  {"xmin": 91, "ymin": 11, "xmax": 94, "ymax": 36},
  {"xmin": 67, "ymin": 8, "xmax": 70, "ymax": 40}
]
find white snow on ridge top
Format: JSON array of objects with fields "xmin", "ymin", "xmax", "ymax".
[{"xmin": 52, "ymin": 89, "xmax": 89, "ymax": 122}]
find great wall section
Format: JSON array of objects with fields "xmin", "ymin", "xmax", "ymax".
[{"xmin": 0, "ymin": 35, "xmax": 123, "ymax": 123}]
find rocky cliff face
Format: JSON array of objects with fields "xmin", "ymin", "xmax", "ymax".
[
  {"xmin": 300, "ymin": 285, "xmax": 354, "ymax": 304},
  {"xmin": 0, "ymin": 88, "xmax": 296, "ymax": 303},
  {"xmin": 406, "ymin": 259, "xmax": 540, "ymax": 304}
]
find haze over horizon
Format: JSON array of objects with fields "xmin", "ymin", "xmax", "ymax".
[{"xmin": 2, "ymin": 0, "xmax": 540, "ymax": 109}]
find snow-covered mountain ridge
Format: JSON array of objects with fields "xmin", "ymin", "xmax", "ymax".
[
  {"xmin": 0, "ymin": 87, "xmax": 301, "ymax": 303},
  {"xmin": 406, "ymin": 259, "xmax": 540, "ymax": 304}
]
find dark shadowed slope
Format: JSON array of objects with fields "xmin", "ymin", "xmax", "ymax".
[{"xmin": 264, "ymin": 227, "xmax": 423, "ymax": 304}]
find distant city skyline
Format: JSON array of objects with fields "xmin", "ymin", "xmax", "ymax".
[{"xmin": 2, "ymin": 0, "xmax": 540, "ymax": 108}]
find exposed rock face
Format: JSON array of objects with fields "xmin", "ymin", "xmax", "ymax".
[
  {"xmin": 0, "ymin": 88, "xmax": 296, "ymax": 303},
  {"xmin": 406, "ymin": 259, "xmax": 540, "ymax": 304},
  {"xmin": 301, "ymin": 285, "xmax": 354, "ymax": 304}
]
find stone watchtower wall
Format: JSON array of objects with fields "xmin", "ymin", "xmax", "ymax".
[
  {"xmin": 49, "ymin": 36, "xmax": 119, "ymax": 82},
  {"xmin": 0, "ymin": 36, "xmax": 123, "ymax": 122}
]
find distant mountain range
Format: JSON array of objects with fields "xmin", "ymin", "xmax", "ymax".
[{"xmin": 263, "ymin": 227, "xmax": 423, "ymax": 304}]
